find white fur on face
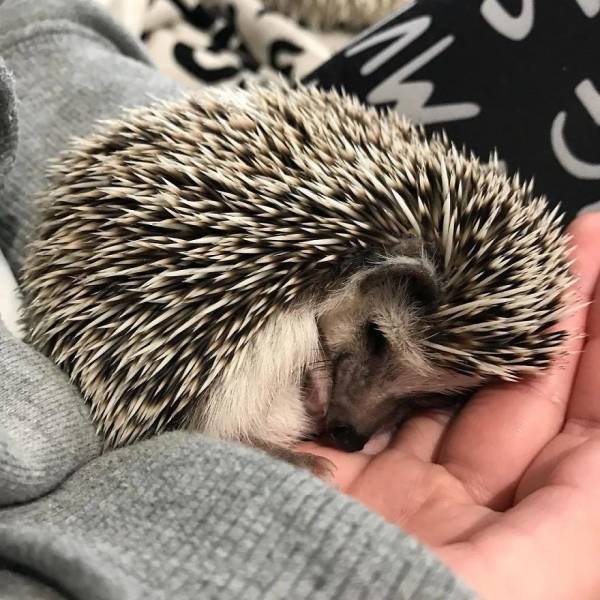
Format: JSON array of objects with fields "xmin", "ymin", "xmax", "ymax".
[{"xmin": 190, "ymin": 307, "xmax": 321, "ymax": 447}]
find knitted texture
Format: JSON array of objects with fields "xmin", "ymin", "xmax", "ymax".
[
  {"xmin": 0, "ymin": 320, "xmax": 101, "ymax": 505},
  {"xmin": 0, "ymin": 432, "xmax": 474, "ymax": 600}
]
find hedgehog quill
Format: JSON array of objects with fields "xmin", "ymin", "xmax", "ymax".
[{"xmin": 21, "ymin": 85, "xmax": 574, "ymax": 474}]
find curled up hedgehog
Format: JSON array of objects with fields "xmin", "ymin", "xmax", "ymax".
[{"xmin": 21, "ymin": 84, "xmax": 573, "ymax": 474}]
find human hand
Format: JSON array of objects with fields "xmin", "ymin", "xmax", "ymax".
[{"xmin": 300, "ymin": 213, "xmax": 600, "ymax": 599}]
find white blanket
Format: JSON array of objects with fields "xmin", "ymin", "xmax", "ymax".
[{"xmin": 0, "ymin": 249, "xmax": 23, "ymax": 338}]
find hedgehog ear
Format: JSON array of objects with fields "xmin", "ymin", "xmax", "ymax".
[{"xmin": 359, "ymin": 251, "xmax": 441, "ymax": 310}]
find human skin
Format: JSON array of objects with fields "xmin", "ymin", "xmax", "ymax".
[{"xmin": 301, "ymin": 212, "xmax": 600, "ymax": 599}]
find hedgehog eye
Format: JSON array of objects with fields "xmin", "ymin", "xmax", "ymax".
[{"xmin": 365, "ymin": 321, "xmax": 387, "ymax": 357}]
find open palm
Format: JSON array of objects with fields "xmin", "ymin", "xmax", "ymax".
[{"xmin": 301, "ymin": 213, "xmax": 600, "ymax": 599}]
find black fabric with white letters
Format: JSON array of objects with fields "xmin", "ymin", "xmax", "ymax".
[{"xmin": 306, "ymin": 0, "xmax": 600, "ymax": 222}]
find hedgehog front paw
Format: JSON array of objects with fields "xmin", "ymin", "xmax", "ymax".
[
  {"xmin": 287, "ymin": 451, "xmax": 336, "ymax": 481},
  {"xmin": 257, "ymin": 445, "xmax": 336, "ymax": 480}
]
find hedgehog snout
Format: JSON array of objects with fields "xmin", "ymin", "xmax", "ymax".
[{"xmin": 327, "ymin": 422, "xmax": 369, "ymax": 453}]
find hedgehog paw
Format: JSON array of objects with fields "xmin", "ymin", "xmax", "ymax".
[
  {"xmin": 259, "ymin": 446, "xmax": 336, "ymax": 480},
  {"xmin": 290, "ymin": 451, "xmax": 336, "ymax": 481}
]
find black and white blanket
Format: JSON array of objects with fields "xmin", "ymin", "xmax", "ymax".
[
  {"xmin": 99, "ymin": 0, "xmax": 599, "ymax": 220},
  {"xmin": 310, "ymin": 0, "xmax": 600, "ymax": 221},
  {"xmin": 97, "ymin": 0, "xmax": 354, "ymax": 86}
]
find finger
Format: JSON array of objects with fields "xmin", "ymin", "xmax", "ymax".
[
  {"xmin": 391, "ymin": 410, "xmax": 454, "ymax": 461},
  {"xmin": 566, "ymin": 218, "xmax": 600, "ymax": 430},
  {"xmin": 518, "ymin": 255, "xmax": 600, "ymax": 498},
  {"xmin": 438, "ymin": 213, "xmax": 600, "ymax": 509},
  {"xmin": 441, "ymin": 439, "xmax": 600, "ymax": 600},
  {"xmin": 516, "ymin": 429, "xmax": 600, "ymax": 500}
]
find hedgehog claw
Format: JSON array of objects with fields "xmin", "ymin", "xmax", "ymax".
[
  {"xmin": 294, "ymin": 452, "xmax": 336, "ymax": 481},
  {"xmin": 260, "ymin": 446, "xmax": 336, "ymax": 480}
]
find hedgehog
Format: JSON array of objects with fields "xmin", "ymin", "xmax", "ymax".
[
  {"xmin": 21, "ymin": 84, "xmax": 573, "ymax": 473},
  {"xmin": 261, "ymin": 0, "xmax": 409, "ymax": 31}
]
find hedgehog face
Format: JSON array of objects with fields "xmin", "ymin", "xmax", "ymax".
[{"xmin": 314, "ymin": 251, "xmax": 478, "ymax": 451}]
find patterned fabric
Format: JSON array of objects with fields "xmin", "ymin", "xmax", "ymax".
[
  {"xmin": 308, "ymin": 0, "xmax": 600, "ymax": 222},
  {"xmin": 96, "ymin": 0, "xmax": 354, "ymax": 86},
  {"xmin": 98, "ymin": 0, "xmax": 599, "ymax": 221}
]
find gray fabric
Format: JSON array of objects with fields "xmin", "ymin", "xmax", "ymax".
[
  {"xmin": 0, "ymin": 319, "xmax": 101, "ymax": 505},
  {"xmin": 0, "ymin": 570, "xmax": 66, "ymax": 600},
  {"xmin": 0, "ymin": 432, "xmax": 473, "ymax": 600},
  {"xmin": 0, "ymin": 0, "xmax": 181, "ymax": 277},
  {"xmin": 0, "ymin": 0, "xmax": 476, "ymax": 598}
]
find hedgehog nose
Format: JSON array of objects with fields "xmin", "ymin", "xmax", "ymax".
[{"xmin": 328, "ymin": 423, "xmax": 368, "ymax": 453}]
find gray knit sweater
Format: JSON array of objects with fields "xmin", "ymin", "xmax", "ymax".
[{"xmin": 0, "ymin": 1, "xmax": 475, "ymax": 598}]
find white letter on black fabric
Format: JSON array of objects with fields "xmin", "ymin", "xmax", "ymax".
[
  {"xmin": 575, "ymin": 0, "xmax": 600, "ymax": 17},
  {"xmin": 481, "ymin": 0, "xmax": 535, "ymax": 41},
  {"xmin": 346, "ymin": 16, "xmax": 480, "ymax": 125},
  {"xmin": 346, "ymin": 15, "xmax": 431, "ymax": 76},
  {"xmin": 551, "ymin": 79, "xmax": 600, "ymax": 180}
]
